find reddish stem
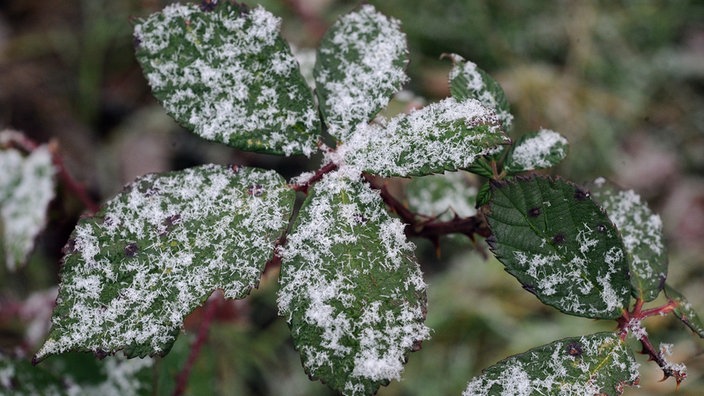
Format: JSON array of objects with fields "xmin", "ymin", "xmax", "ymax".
[
  {"xmin": 173, "ymin": 294, "xmax": 221, "ymax": 396},
  {"xmin": 617, "ymin": 298, "xmax": 687, "ymax": 387},
  {"xmin": 291, "ymin": 162, "xmax": 338, "ymax": 194},
  {"xmin": 48, "ymin": 141, "xmax": 100, "ymax": 214},
  {"xmin": 640, "ymin": 300, "xmax": 678, "ymax": 318},
  {"xmin": 2, "ymin": 133, "xmax": 100, "ymax": 214},
  {"xmin": 363, "ymin": 174, "xmax": 491, "ymax": 242}
]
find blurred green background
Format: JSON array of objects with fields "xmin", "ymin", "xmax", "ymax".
[{"xmin": 1, "ymin": 0, "xmax": 703, "ymax": 394}]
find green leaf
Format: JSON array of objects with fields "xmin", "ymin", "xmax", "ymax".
[
  {"xmin": 592, "ymin": 179, "xmax": 667, "ymax": 301},
  {"xmin": 278, "ymin": 171, "xmax": 430, "ymax": 395},
  {"xmin": 476, "ymin": 181, "xmax": 492, "ymax": 208},
  {"xmin": 664, "ymin": 285, "xmax": 704, "ymax": 338},
  {"xmin": 405, "ymin": 171, "xmax": 477, "ymax": 221},
  {"xmin": 504, "ymin": 129, "xmax": 569, "ymax": 173},
  {"xmin": 463, "ymin": 332, "xmax": 639, "ymax": 396},
  {"xmin": 0, "ymin": 135, "xmax": 56, "ymax": 271},
  {"xmin": 446, "ymin": 53, "xmax": 513, "ymax": 132},
  {"xmin": 314, "ymin": 5, "xmax": 408, "ymax": 142},
  {"xmin": 2, "ymin": 352, "xmax": 153, "ymax": 395},
  {"xmin": 466, "ymin": 157, "xmax": 495, "ymax": 179},
  {"xmin": 36, "ymin": 165, "xmax": 294, "ymax": 361},
  {"xmin": 1, "ymin": 353, "xmax": 66, "ymax": 395},
  {"xmin": 486, "ymin": 176, "xmax": 631, "ymax": 319},
  {"xmin": 134, "ymin": 3, "xmax": 319, "ymax": 156},
  {"xmin": 340, "ymin": 97, "xmax": 510, "ymax": 177}
]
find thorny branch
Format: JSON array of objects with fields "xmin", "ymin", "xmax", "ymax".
[
  {"xmin": 617, "ymin": 298, "xmax": 686, "ymax": 387},
  {"xmin": 291, "ymin": 162, "xmax": 338, "ymax": 194},
  {"xmin": 362, "ymin": 174, "xmax": 492, "ymax": 247}
]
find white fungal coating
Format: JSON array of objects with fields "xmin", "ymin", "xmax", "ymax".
[
  {"xmin": 134, "ymin": 4, "xmax": 318, "ymax": 156},
  {"xmin": 592, "ymin": 183, "xmax": 667, "ymax": 300},
  {"xmin": 507, "ymin": 128, "xmax": 568, "ymax": 172},
  {"xmin": 463, "ymin": 333, "xmax": 639, "ymax": 396},
  {"xmin": 36, "ymin": 165, "xmax": 293, "ymax": 359},
  {"xmin": 338, "ymin": 97, "xmax": 509, "ymax": 177},
  {"xmin": 448, "ymin": 53, "xmax": 514, "ymax": 131},
  {"xmin": 0, "ymin": 133, "xmax": 56, "ymax": 271},
  {"xmin": 278, "ymin": 171, "xmax": 430, "ymax": 394},
  {"xmin": 315, "ymin": 5, "xmax": 409, "ymax": 142}
]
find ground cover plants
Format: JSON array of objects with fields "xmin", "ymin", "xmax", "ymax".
[{"xmin": 1, "ymin": 1, "xmax": 703, "ymax": 395}]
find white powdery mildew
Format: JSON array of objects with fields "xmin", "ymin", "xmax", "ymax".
[
  {"xmin": 67, "ymin": 354, "xmax": 153, "ymax": 396},
  {"xmin": 462, "ymin": 333, "xmax": 639, "ymax": 396},
  {"xmin": 37, "ymin": 165, "xmax": 292, "ymax": 359},
  {"xmin": 0, "ymin": 141, "xmax": 56, "ymax": 270},
  {"xmin": 595, "ymin": 186, "xmax": 666, "ymax": 294},
  {"xmin": 508, "ymin": 128, "xmax": 568, "ymax": 171},
  {"xmin": 512, "ymin": 222, "xmax": 627, "ymax": 317},
  {"xmin": 134, "ymin": 4, "xmax": 318, "ymax": 156},
  {"xmin": 315, "ymin": 4, "xmax": 409, "ymax": 141},
  {"xmin": 658, "ymin": 343, "xmax": 687, "ymax": 377},
  {"xmin": 406, "ymin": 171, "xmax": 477, "ymax": 221},
  {"xmin": 448, "ymin": 53, "xmax": 513, "ymax": 131},
  {"xmin": 338, "ymin": 97, "xmax": 508, "ymax": 177},
  {"xmin": 277, "ymin": 171, "xmax": 429, "ymax": 393}
]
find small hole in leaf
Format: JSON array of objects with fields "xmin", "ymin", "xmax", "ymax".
[
  {"xmin": 596, "ymin": 224, "xmax": 607, "ymax": 233},
  {"xmin": 566, "ymin": 341, "xmax": 583, "ymax": 357},
  {"xmin": 125, "ymin": 243, "xmax": 139, "ymax": 257},
  {"xmin": 247, "ymin": 184, "xmax": 264, "ymax": 196},
  {"xmin": 552, "ymin": 233, "xmax": 566, "ymax": 245},
  {"xmin": 528, "ymin": 207, "xmax": 541, "ymax": 217},
  {"xmin": 574, "ymin": 187, "xmax": 590, "ymax": 201}
]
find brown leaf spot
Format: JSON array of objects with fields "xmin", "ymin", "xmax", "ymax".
[
  {"xmin": 566, "ymin": 341, "xmax": 583, "ymax": 357},
  {"xmin": 552, "ymin": 233, "xmax": 566, "ymax": 245},
  {"xmin": 247, "ymin": 184, "xmax": 264, "ymax": 196},
  {"xmin": 574, "ymin": 187, "xmax": 590, "ymax": 201},
  {"xmin": 125, "ymin": 243, "xmax": 139, "ymax": 257}
]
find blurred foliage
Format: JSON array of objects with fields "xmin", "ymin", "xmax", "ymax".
[{"xmin": 1, "ymin": 0, "xmax": 703, "ymax": 394}]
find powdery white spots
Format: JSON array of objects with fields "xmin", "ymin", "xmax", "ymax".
[
  {"xmin": 338, "ymin": 97, "xmax": 509, "ymax": 177},
  {"xmin": 0, "ymin": 136, "xmax": 56, "ymax": 270},
  {"xmin": 134, "ymin": 4, "xmax": 318, "ymax": 156},
  {"xmin": 658, "ymin": 343, "xmax": 687, "ymax": 377},
  {"xmin": 278, "ymin": 171, "xmax": 429, "ymax": 394},
  {"xmin": 406, "ymin": 171, "xmax": 477, "ymax": 221},
  {"xmin": 626, "ymin": 319, "xmax": 648, "ymax": 341},
  {"xmin": 314, "ymin": 5, "xmax": 408, "ymax": 142},
  {"xmin": 36, "ymin": 165, "xmax": 293, "ymax": 359},
  {"xmin": 593, "ymin": 183, "xmax": 667, "ymax": 301},
  {"xmin": 462, "ymin": 333, "xmax": 639, "ymax": 396},
  {"xmin": 488, "ymin": 177, "xmax": 630, "ymax": 319},
  {"xmin": 510, "ymin": 221, "xmax": 626, "ymax": 316},
  {"xmin": 506, "ymin": 128, "xmax": 568, "ymax": 172},
  {"xmin": 447, "ymin": 53, "xmax": 514, "ymax": 131}
]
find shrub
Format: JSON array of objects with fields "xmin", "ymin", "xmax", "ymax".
[{"xmin": 1, "ymin": 1, "xmax": 701, "ymax": 395}]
